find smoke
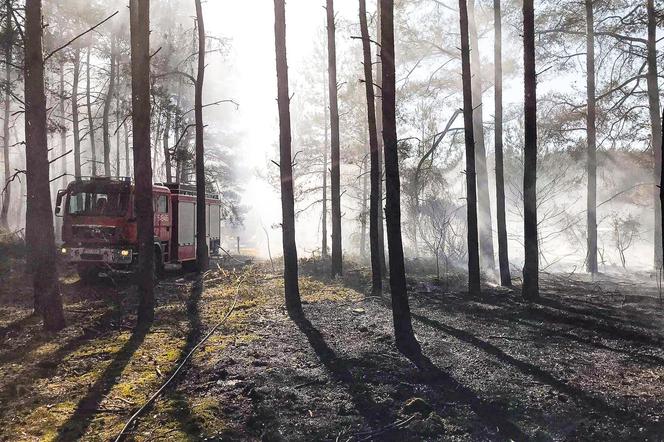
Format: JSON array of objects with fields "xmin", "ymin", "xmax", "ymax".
[{"xmin": 1, "ymin": 0, "xmax": 659, "ymax": 276}]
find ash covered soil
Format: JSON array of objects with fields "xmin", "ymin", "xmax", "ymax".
[{"xmin": 1, "ymin": 259, "xmax": 664, "ymax": 441}]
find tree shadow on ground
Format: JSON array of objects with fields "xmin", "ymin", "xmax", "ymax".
[
  {"xmin": 417, "ymin": 290, "xmax": 664, "ymax": 365},
  {"xmin": 399, "ymin": 343, "xmax": 530, "ymax": 441},
  {"xmin": 54, "ymin": 321, "xmax": 150, "ymax": 441},
  {"xmin": 410, "ymin": 312, "xmax": 664, "ymax": 437},
  {"xmin": 417, "ymin": 286, "xmax": 664, "ymax": 349},
  {"xmin": 0, "ymin": 306, "xmax": 124, "ymax": 421},
  {"xmin": 290, "ymin": 304, "xmax": 531, "ymax": 440},
  {"xmin": 158, "ymin": 276, "xmax": 205, "ymax": 438},
  {"xmin": 295, "ymin": 269, "xmax": 664, "ymax": 438},
  {"xmin": 0, "ymin": 289, "xmax": 124, "ymax": 366},
  {"xmin": 109, "ymin": 275, "xmax": 215, "ymax": 439},
  {"xmin": 531, "ymin": 297, "xmax": 664, "ymax": 344},
  {"xmin": 291, "ymin": 311, "xmax": 394, "ymax": 430}
]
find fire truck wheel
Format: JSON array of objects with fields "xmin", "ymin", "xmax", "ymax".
[
  {"xmin": 77, "ymin": 265, "xmax": 100, "ymax": 284},
  {"xmin": 181, "ymin": 260, "xmax": 197, "ymax": 273},
  {"xmin": 153, "ymin": 248, "xmax": 164, "ymax": 282}
]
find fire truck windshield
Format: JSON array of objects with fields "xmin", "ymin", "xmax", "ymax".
[{"xmin": 67, "ymin": 190, "xmax": 130, "ymax": 217}]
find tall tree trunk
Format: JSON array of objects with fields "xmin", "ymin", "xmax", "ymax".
[
  {"xmin": 647, "ymin": 0, "xmax": 662, "ymax": 269},
  {"xmin": 459, "ymin": 0, "xmax": 481, "ymax": 295},
  {"xmin": 274, "ymin": 0, "xmax": 302, "ymax": 315},
  {"xmin": 130, "ymin": 0, "xmax": 154, "ymax": 323},
  {"xmin": 376, "ymin": 0, "xmax": 387, "ymax": 275},
  {"xmin": 152, "ymin": 109, "xmax": 162, "ymax": 173},
  {"xmin": 468, "ymin": 0, "xmax": 495, "ymax": 271},
  {"xmin": 0, "ymin": 1, "xmax": 12, "ymax": 229},
  {"xmin": 327, "ymin": 0, "xmax": 343, "ymax": 277},
  {"xmin": 494, "ymin": 0, "xmax": 510, "ymax": 286},
  {"xmin": 164, "ymin": 109, "xmax": 172, "ymax": 182},
  {"xmin": 174, "ymin": 74, "xmax": 183, "ymax": 181},
  {"xmin": 102, "ymin": 39, "xmax": 116, "ymax": 177},
  {"xmin": 58, "ymin": 61, "xmax": 67, "ymax": 183},
  {"xmin": 360, "ymin": 0, "xmax": 382, "ymax": 294},
  {"xmin": 522, "ymin": 0, "xmax": 539, "ymax": 300},
  {"xmin": 194, "ymin": 0, "xmax": 208, "ymax": 272},
  {"xmin": 115, "ymin": 57, "xmax": 120, "ymax": 178},
  {"xmin": 86, "ymin": 46, "xmax": 97, "ymax": 176},
  {"xmin": 72, "ymin": 48, "xmax": 81, "ymax": 179},
  {"xmin": 660, "ymin": 107, "xmax": 664, "ymax": 271},
  {"xmin": 55, "ymin": 61, "xmax": 66, "ymax": 242},
  {"xmin": 124, "ymin": 119, "xmax": 130, "ymax": 176},
  {"xmin": 0, "ymin": 70, "xmax": 10, "ymax": 229},
  {"xmin": 179, "ymin": 127, "xmax": 193, "ymax": 183},
  {"xmin": 24, "ymin": 0, "xmax": 65, "ymax": 330},
  {"xmin": 586, "ymin": 0, "xmax": 597, "ymax": 274},
  {"xmin": 360, "ymin": 160, "xmax": 368, "ymax": 259},
  {"xmin": 381, "ymin": 0, "xmax": 420, "ymax": 357},
  {"xmin": 16, "ymin": 161, "xmax": 23, "ymax": 225},
  {"xmin": 322, "ymin": 74, "xmax": 328, "ymax": 257}
]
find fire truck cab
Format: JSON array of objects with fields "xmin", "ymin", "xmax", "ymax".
[{"xmin": 55, "ymin": 177, "xmax": 221, "ymax": 282}]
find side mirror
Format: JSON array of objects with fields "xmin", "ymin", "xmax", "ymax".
[{"xmin": 55, "ymin": 190, "xmax": 66, "ymax": 217}]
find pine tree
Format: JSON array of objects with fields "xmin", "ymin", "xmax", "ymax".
[
  {"xmin": 381, "ymin": 0, "xmax": 420, "ymax": 357},
  {"xmin": 130, "ymin": 0, "xmax": 155, "ymax": 323},
  {"xmin": 522, "ymin": 0, "xmax": 539, "ymax": 300},
  {"xmin": 24, "ymin": 0, "xmax": 65, "ymax": 330},
  {"xmin": 459, "ymin": 0, "xmax": 481, "ymax": 294},
  {"xmin": 359, "ymin": 0, "xmax": 382, "ymax": 294},
  {"xmin": 327, "ymin": 0, "xmax": 343, "ymax": 277},
  {"xmin": 274, "ymin": 0, "xmax": 302, "ymax": 315},
  {"xmin": 494, "ymin": 0, "xmax": 511, "ymax": 286}
]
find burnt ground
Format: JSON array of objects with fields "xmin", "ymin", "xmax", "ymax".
[{"xmin": 1, "ymin": 257, "xmax": 664, "ymax": 441}]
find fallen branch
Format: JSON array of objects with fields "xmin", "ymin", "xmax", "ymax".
[
  {"xmin": 487, "ymin": 335, "xmax": 531, "ymax": 341},
  {"xmin": 354, "ymin": 415, "xmax": 416, "ymax": 441},
  {"xmin": 294, "ymin": 378, "xmax": 327, "ymax": 389}
]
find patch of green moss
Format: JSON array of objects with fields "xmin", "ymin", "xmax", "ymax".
[
  {"xmin": 23, "ymin": 401, "xmax": 77, "ymax": 441},
  {"xmin": 299, "ymin": 277, "xmax": 363, "ymax": 303},
  {"xmin": 70, "ymin": 333, "xmax": 130, "ymax": 359}
]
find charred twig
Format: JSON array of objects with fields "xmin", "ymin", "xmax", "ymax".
[
  {"xmin": 353, "ymin": 415, "xmax": 416, "ymax": 441},
  {"xmin": 294, "ymin": 378, "xmax": 327, "ymax": 389}
]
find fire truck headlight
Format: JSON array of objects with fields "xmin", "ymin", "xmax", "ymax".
[
  {"xmin": 60, "ymin": 247, "xmax": 68, "ymax": 255},
  {"xmin": 120, "ymin": 249, "xmax": 130, "ymax": 257}
]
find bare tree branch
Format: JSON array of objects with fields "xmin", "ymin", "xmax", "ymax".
[{"xmin": 44, "ymin": 11, "xmax": 119, "ymax": 63}]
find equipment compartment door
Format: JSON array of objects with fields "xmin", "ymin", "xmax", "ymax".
[{"xmin": 178, "ymin": 201, "xmax": 196, "ymax": 261}]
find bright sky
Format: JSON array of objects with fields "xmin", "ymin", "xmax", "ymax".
[
  {"xmin": 203, "ymin": 0, "xmax": 361, "ymax": 254},
  {"xmin": 197, "ymin": 1, "xmax": 588, "ymax": 257}
]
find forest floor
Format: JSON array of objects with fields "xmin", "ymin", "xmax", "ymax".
[{"xmin": 1, "ymin": 255, "xmax": 664, "ymax": 441}]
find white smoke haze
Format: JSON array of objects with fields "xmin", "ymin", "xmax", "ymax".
[{"xmin": 1, "ymin": 0, "xmax": 661, "ymax": 275}]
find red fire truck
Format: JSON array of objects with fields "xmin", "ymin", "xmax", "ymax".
[{"xmin": 55, "ymin": 177, "xmax": 221, "ymax": 282}]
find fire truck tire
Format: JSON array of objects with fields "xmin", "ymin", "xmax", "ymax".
[
  {"xmin": 181, "ymin": 259, "xmax": 197, "ymax": 273},
  {"xmin": 77, "ymin": 265, "xmax": 100, "ymax": 284},
  {"xmin": 153, "ymin": 247, "xmax": 164, "ymax": 281}
]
